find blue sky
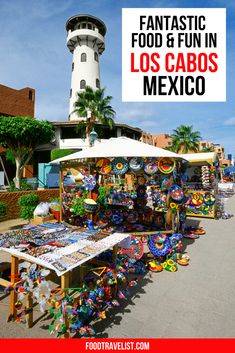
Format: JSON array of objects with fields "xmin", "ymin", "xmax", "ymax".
[{"xmin": 0, "ymin": 0, "xmax": 234, "ymax": 156}]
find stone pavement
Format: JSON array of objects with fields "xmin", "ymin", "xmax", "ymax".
[{"xmin": 0, "ymin": 196, "xmax": 235, "ymax": 338}]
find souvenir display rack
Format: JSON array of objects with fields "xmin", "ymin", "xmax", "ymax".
[{"xmin": 181, "ymin": 153, "xmax": 219, "ymax": 219}]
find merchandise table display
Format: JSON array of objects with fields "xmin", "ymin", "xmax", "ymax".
[{"xmin": 179, "ymin": 152, "xmax": 220, "ymax": 218}]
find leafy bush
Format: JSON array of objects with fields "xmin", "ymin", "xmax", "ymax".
[
  {"xmin": 18, "ymin": 193, "xmax": 39, "ymax": 222},
  {"xmin": 0, "ymin": 201, "xmax": 7, "ymax": 219},
  {"xmin": 71, "ymin": 191, "xmax": 87, "ymax": 216},
  {"xmin": 51, "ymin": 149, "xmax": 74, "ymax": 161},
  {"xmin": 9, "ymin": 179, "xmax": 32, "ymax": 192}
]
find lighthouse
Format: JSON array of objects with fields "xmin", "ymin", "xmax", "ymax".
[{"xmin": 66, "ymin": 14, "xmax": 106, "ymax": 120}]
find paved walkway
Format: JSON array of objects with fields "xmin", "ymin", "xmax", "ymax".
[{"xmin": 0, "ymin": 196, "xmax": 235, "ymax": 338}]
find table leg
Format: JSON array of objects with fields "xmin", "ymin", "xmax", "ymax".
[
  {"xmin": 26, "ymin": 292, "xmax": 33, "ymax": 328},
  {"xmin": 61, "ymin": 272, "xmax": 70, "ymax": 338},
  {"xmin": 8, "ymin": 256, "xmax": 19, "ymax": 321}
]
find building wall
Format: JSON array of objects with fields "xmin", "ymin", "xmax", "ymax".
[
  {"xmin": 0, "ymin": 84, "xmax": 35, "ymax": 117},
  {"xmin": 151, "ymin": 133, "xmax": 172, "ymax": 148},
  {"xmin": 0, "ymin": 189, "xmax": 59, "ymax": 221}
]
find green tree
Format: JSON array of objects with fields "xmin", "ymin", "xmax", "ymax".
[
  {"xmin": 168, "ymin": 125, "xmax": 201, "ymax": 153},
  {"xmin": 0, "ymin": 117, "xmax": 54, "ymax": 189},
  {"xmin": 73, "ymin": 86, "xmax": 116, "ymax": 146},
  {"xmin": 200, "ymin": 146, "xmax": 215, "ymax": 153}
]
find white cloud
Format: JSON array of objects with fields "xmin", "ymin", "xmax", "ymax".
[{"xmin": 224, "ymin": 117, "xmax": 235, "ymax": 126}]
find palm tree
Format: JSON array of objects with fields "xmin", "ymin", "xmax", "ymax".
[
  {"xmin": 168, "ymin": 125, "xmax": 201, "ymax": 153},
  {"xmin": 200, "ymin": 146, "xmax": 215, "ymax": 153},
  {"xmin": 73, "ymin": 86, "xmax": 116, "ymax": 147}
]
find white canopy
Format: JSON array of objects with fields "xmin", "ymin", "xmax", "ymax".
[
  {"xmin": 52, "ymin": 137, "xmax": 183, "ymax": 163},
  {"xmin": 179, "ymin": 152, "xmax": 218, "ymax": 164}
]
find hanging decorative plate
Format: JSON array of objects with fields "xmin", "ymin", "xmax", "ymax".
[
  {"xmin": 111, "ymin": 210, "xmax": 124, "ymax": 225},
  {"xmin": 127, "ymin": 210, "xmax": 138, "ymax": 224},
  {"xmin": 111, "ymin": 157, "xmax": 129, "ymax": 175},
  {"xmin": 168, "ymin": 185, "xmax": 184, "ymax": 202},
  {"xmin": 96, "ymin": 158, "xmax": 112, "ymax": 174},
  {"xmin": 137, "ymin": 175, "xmax": 146, "ymax": 186},
  {"xmin": 161, "ymin": 177, "xmax": 172, "ymax": 191},
  {"xmin": 204, "ymin": 193, "xmax": 216, "ymax": 206},
  {"xmin": 158, "ymin": 157, "xmax": 176, "ymax": 174},
  {"xmin": 143, "ymin": 158, "xmax": 158, "ymax": 175},
  {"xmin": 137, "ymin": 185, "xmax": 146, "ymax": 197},
  {"xmin": 148, "ymin": 233, "xmax": 171, "ymax": 257},
  {"xmin": 129, "ymin": 157, "xmax": 144, "ymax": 172},
  {"xmin": 191, "ymin": 192, "xmax": 203, "ymax": 206},
  {"xmin": 82, "ymin": 174, "xmax": 96, "ymax": 191}
]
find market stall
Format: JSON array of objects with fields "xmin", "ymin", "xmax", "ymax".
[
  {"xmin": 179, "ymin": 152, "xmax": 220, "ymax": 218},
  {"xmin": 0, "ymin": 137, "xmax": 188, "ymax": 337}
]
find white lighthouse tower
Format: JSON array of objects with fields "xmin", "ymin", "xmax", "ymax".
[{"xmin": 66, "ymin": 14, "xmax": 106, "ymax": 121}]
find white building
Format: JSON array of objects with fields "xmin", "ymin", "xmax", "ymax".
[{"xmin": 66, "ymin": 14, "xmax": 106, "ymax": 121}]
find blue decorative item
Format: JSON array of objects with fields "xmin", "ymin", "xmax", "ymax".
[
  {"xmin": 148, "ymin": 233, "xmax": 171, "ymax": 257},
  {"xmin": 112, "ymin": 158, "xmax": 129, "ymax": 175},
  {"xmin": 111, "ymin": 210, "xmax": 124, "ymax": 225},
  {"xmin": 168, "ymin": 184, "xmax": 184, "ymax": 202},
  {"xmin": 82, "ymin": 174, "xmax": 96, "ymax": 191},
  {"xmin": 143, "ymin": 158, "xmax": 158, "ymax": 175}
]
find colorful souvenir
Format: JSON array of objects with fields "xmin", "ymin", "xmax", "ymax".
[
  {"xmin": 82, "ymin": 174, "xmax": 96, "ymax": 191},
  {"xmin": 191, "ymin": 192, "xmax": 203, "ymax": 207},
  {"xmin": 143, "ymin": 158, "xmax": 158, "ymax": 175},
  {"xmin": 148, "ymin": 233, "xmax": 171, "ymax": 257},
  {"xmin": 137, "ymin": 175, "xmax": 146, "ymax": 186},
  {"xmin": 127, "ymin": 210, "xmax": 138, "ymax": 223},
  {"xmin": 96, "ymin": 158, "xmax": 112, "ymax": 174},
  {"xmin": 111, "ymin": 210, "xmax": 124, "ymax": 225},
  {"xmin": 111, "ymin": 158, "xmax": 129, "ymax": 175},
  {"xmin": 158, "ymin": 157, "xmax": 176, "ymax": 174},
  {"xmin": 161, "ymin": 177, "xmax": 172, "ymax": 191},
  {"xmin": 137, "ymin": 185, "xmax": 146, "ymax": 197},
  {"xmin": 84, "ymin": 199, "xmax": 98, "ymax": 212},
  {"xmin": 168, "ymin": 185, "xmax": 184, "ymax": 202},
  {"xmin": 204, "ymin": 193, "xmax": 216, "ymax": 206},
  {"xmin": 148, "ymin": 260, "xmax": 163, "ymax": 272},
  {"xmin": 162, "ymin": 259, "xmax": 178, "ymax": 272},
  {"xmin": 129, "ymin": 157, "xmax": 144, "ymax": 172}
]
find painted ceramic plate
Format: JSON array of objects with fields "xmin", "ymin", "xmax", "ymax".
[
  {"xmin": 143, "ymin": 158, "xmax": 158, "ymax": 175},
  {"xmin": 168, "ymin": 185, "xmax": 184, "ymax": 202},
  {"xmin": 96, "ymin": 158, "xmax": 112, "ymax": 174},
  {"xmin": 158, "ymin": 157, "xmax": 176, "ymax": 174},
  {"xmin": 111, "ymin": 210, "xmax": 124, "ymax": 225},
  {"xmin": 82, "ymin": 174, "xmax": 96, "ymax": 191},
  {"xmin": 137, "ymin": 175, "xmax": 146, "ymax": 186},
  {"xmin": 148, "ymin": 233, "xmax": 171, "ymax": 257},
  {"xmin": 129, "ymin": 157, "xmax": 144, "ymax": 172},
  {"xmin": 112, "ymin": 157, "xmax": 129, "ymax": 175},
  {"xmin": 161, "ymin": 177, "xmax": 172, "ymax": 191}
]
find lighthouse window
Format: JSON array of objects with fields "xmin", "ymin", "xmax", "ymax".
[
  {"xmin": 96, "ymin": 79, "xmax": 100, "ymax": 88},
  {"xmin": 72, "ymin": 62, "xmax": 74, "ymax": 71},
  {"xmin": 80, "ymin": 80, "xmax": 86, "ymax": 89},
  {"xmin": 70, "ymin": 89, "xmax": 72, "ymax": 97},
  {"xmin": 94, "ymin": 52, "xmax": 98, "ymax": 62},
  {"xmin": 88, "ymin": 23, "xmax": 92, "ymax": 29},
  {"xmin": 81, "ymin": 53, "xmax": 87, "ymax": 62},
  {"xmin": 82, "ymin": 23, "xmax": 86, "ymax": 29}
]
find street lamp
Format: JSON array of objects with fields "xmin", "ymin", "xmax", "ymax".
[{"xmin": 90, "ymin": 129, "xmax": 98, "ymax": 146}]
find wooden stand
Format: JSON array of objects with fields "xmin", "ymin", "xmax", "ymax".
[{"xmin": 9, "ymin": 256, "xmax": 19, "ymax": 322}]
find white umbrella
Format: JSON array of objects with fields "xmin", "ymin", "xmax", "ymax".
[{"xmin": 51, "ymin": 137, "xmax": 184, "ymax": 163}]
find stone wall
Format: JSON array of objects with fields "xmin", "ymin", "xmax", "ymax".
[{"xmin": 0, "ymin": 189, "xmax": 59, "ymax": 221}]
